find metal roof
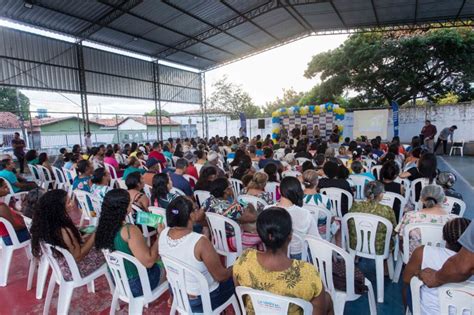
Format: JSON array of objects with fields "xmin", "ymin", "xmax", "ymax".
[{"xmin": 1, "ymin": 0, "xmax": 472, "ymax": 70}]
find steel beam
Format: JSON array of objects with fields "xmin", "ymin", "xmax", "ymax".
[
  {"xmin": 329, "ymin": 1, "xmax": 348, "ymax": 29},
  {"xmin": 370, "ymin": 0, "xmax": 380, "ymax": 27},
  {"xmin": 76, "ymin": 43, "xmax": 90, "ymax": 134},
  {"xmin": 221, "ymin": 0, "xmax": 279, "ymax": 41},
  {"xmin": 456, "ymin": 0, "xmax": 467, "ymax": 19},
  {"xmin": 280, "ymin": 0, "xmax": 314, "ymax": 31},
  {"xmin": 98, "ymin": 0, "xmax": 236, "ymax": 58}
]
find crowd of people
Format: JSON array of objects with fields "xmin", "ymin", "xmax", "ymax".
[{"xmin": 0, "ymin": 127, "xmax": 472, "ymax": 315}]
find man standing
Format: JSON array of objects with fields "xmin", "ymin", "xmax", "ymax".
[
  {"xmin": 434, "ymin": 125, "xmax": 457, "ymax": 155},
  {"xmin": 11, "ymin": 132, "xmax": 25, "ymax": 174},
  {"xmin": 84, "ymin": 131, "xmax": 92, "ymax": 149},
  {"xmin": 291, "ymin": 125, "xmax": 301, "ymax": 140},
  {"xmin": 420, "ymin": 120, "xmax": 437, "ymax": 153}
]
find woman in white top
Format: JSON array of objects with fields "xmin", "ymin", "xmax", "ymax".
[
  {"xmin": 276, "ymin": 176, "xmax": 319, "ymax": 259},
  {"xmin": 158, "ymin": 196, "xmax": 234, "ymax": 313},
  {"xmin": 402, "ymin": 217, "xmax": 471, "ymax": 314}
]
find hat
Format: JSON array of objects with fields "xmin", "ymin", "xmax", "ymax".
[
  {"xmin": 146, "ymin": 158, "xmax": 160, "ymax": 168},
  {"xmin": 208, "ymin": 152, "xmax": 218, "ymax": 161}
]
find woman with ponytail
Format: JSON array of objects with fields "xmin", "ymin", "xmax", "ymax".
[
  {"xmin": 95, "ymin": 189, "xmax": 162, "ymax": 297},
  {"xmin": 348, "ymin": 181, "xmax": 397, "ymax": 255},
  {"xmin": 396, "ymin": 185, "xmax": 458, "ymax": 256},
  {"xmin": 240, "ymin": 172, "xmax": 273, "ymax": 209}
]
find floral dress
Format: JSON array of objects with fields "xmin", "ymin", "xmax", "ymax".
[
  {"xmin": 240, "ymin": 188, "xmax": 274, "ymax": 211},
  {"xmin": 396, "ymin": 211, "xmax": 459, "ymax": 255}
]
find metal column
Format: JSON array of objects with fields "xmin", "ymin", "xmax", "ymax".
[
  {"xmin": 76, "ymin": 42, "xmax": 90, "ymax": 134},
  {"xmin": 201, "ymin": 72, "xmax": 208, "ymax": 139},
  {"xmin": 153, "ymin": 62, "xmax": 163, "ymax": 141}
]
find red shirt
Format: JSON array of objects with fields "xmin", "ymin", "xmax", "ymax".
[
  {"xmin": 148, "ymin": 151, "xmax": 166, "ymax": 168},
  {"xmin": 185, "ymin": 165, "xmax": 199, "ymax": 188},
  {"xmin": 0, "ymin": 204, "xmax": 23, "ymax": 237}
]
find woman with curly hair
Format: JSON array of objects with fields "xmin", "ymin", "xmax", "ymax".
[
  {"xmin": 194, "ymin": 166, "xmax": 217, "ymax": 191},
  {"xmin": 30, "ymin": 190, "xmax": 105, "ymax": 281},
  {"xmin": 95, "ymin": 189, "xmax": 161, "ymax": 297},
  {"xmin": 150, "ymin": 173, "xmax": 177, "ymax": 209}
]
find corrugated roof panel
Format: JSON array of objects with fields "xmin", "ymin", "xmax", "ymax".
[
  {"xmin": 183, "ymin": 43, "xmax": 229, "ymax": 61},
  {"xmin": 182, "ymin": 0, "xmax": 236, "ymax": 25},
  {"xmin": 121, "ymin": 38, "xmax": 165, "ymax": 56},
  {"xmin": 131, "ymin": 0, "xmax": 182, "ymax": 25},
  {"xmin": 108, "ymin": 14, "xmax": 156, "ymax": 36},
  {"xmin": 228, "ymin": 0, "xmax": 272, "ymax": 13},
  {"xmin": 417, "ymin": 0, "xmax": 465, "ymax": 20},
  {"xmin": 160, "ymin": 65, "xmax": 201, "ymax": 89},
  {"xmin": 297, "ymin": 2, "xmax": 345, "ymax": 29},
  {"xmin": 142, "ymin": 26, "xmax": 188, "ymax": 47},
  {"xmin": 85, "ymin": 71, "xmax": 154, "ymax": 99},
  {"xmin": 40, "ymin": 0, "xmax": 111, "ymax": 23},
  {"xmin": 252, "ymin": 8, "xmax": 306, "ymax": 39},
  {"xmin": 460, "ymin": 1, "xmax": 474, "ymax": 17},
  {"xmin": 333, "ymin": 0, "xmax": 377, "ymax": 26},
  {"xmin": 165, "ymin": 51, "xmax": 212, "ymax": 69},
  {"xmin": 88, "ymin": 27, "xmax": 138, "ymax": 49},
  {"xmin": 376, "ymin": 0, "xmax": 414, "ymax": 23}
]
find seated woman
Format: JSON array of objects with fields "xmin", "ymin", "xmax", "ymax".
[
  {"xmin": 302, "ymin": 170, "xmax": 331, "ymax": 209},
  {"xmin": 38, "ymin": 152, "xmax": 55, "ymax": 179},
  {"xmin": 194, "ymin": 150, "xmax": 207, "ymax": 175},
  {"xmin": 402, "ymin": 217, "xmax": 471, "ymax": 313},
  {"xmin": 30, "ymin": 190, "xmax": 105, "ymax": 281},
  {"xmin": 0, "ymin": 178, "xmax": 29, "ymax": 245},
  {"xmin": 150, "ymin": 173, "xmax": 177, "ymax": 209},
  {"xmin": 263, "ymin": 163, "xmax": 279, "ymax": 183},
  {"xmin": 318, "ymin": 161, "xmax": 353, "ymax": 216},
  {"xmin": 233, "ymin": 207, "xmax": 333, "ymax": 315},
  {"xmin": 90, "ymin": 167, "xmax": 111, "ymax": 202},
  {"xmin": 122, "ymin": 157, "xmax": 146, "ymax": 181},
  {"xmin": 126, "ymin": 172, "xmax": 149, "ymax": 212},
  {"xmin": 21, "ymin": 187, "xmax": 46, "ymax": 219},
  {"xmin": 349, "ymin": 181, "xmax": 397, "ymax": 255},
  {"xmin": 396, "ymin": 185, "xmax": 458, "ymax": 256},
  {"xmin": 95, "ymin": 189, "xmax": 162, "ymax": 297},
  {"xmin": 240, "ymin": 172, "xmax": 274, "ymax": 210},
  {"xmin": 158, "ymin": 196, "xmax": 235, "ymax": 313},
  {"xmin": 350, "ymin": 160, "xmax": 375, "ymax": 180},
  {"xmin": 72, "ymin": 160, "xmax": 93, "ymax": 192},
  {"xmin": 275, "ymin": 176, "xmax": 319, "ymax": 258},
  {"xmin": 380, "ymin": 160, "xmax": 403, "ymax": 195},
  {"xmin": 231, "ymin": 156, "xmax": 254, "ymax": 181},
  {"xmin": 205, "ymin": 178, "xmax": 261, "ymax": 250},
  {"xmin": 25, "ymin": 149, "xmax": 39, "ymax": 166},
  {"xmin": 104, "ymin": 149, "xmax": 123, "ymax": 178},
  {"xmin": 194, "ymin": 166, "xmax": 217, "ymax": 191},
  {"xmin": 436, "ymin": 172, "xmax": 463, "ymax": 215}
]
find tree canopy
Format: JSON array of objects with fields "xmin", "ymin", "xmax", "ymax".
[
  {"xmin": 304, "ymin": 28, "xmax": 474, "ymax": 107},
  {"xmin": 208, "ymin": 75, "xmax": 262, "ymax": 119},
  {"xmin": 144, "ymin": 108, "xmax": 170, "ymax": 117},
  {"xmin": 0, "ymin": 87, "xmax": 31, "ymax": 118},
  {"xmin": 262, "ymin": 88, "xmax": 304, "ymax": 116}
]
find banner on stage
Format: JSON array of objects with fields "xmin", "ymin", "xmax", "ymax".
[{"xmin": 391, "ymin": 101, "xmax": 399, "ymax": 137}]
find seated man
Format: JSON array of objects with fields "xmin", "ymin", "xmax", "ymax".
[
  {"xmin": 258, "ymin": 147, "xmax": 282, "ymax": 170},
  {"xmin": 0, "ymin": 158, "xmax": 37, "ymax": 193},
  {"xmin": 169, "ymin": 158, "xmax": 193, "ymax": 197}
]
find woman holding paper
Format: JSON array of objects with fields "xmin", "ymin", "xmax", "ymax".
[{"xmin": 95, "ymin": 189, "xmax": 163, "ymax": 297}]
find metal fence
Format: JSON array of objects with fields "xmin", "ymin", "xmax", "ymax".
[{"xmin": 0, "ymin": 110, "xmax": 188, "ymax": 151}]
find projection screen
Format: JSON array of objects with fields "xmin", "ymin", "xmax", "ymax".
[{"xmin": 353, "ymin": 109, "xmax": 389, "ymax": 140}]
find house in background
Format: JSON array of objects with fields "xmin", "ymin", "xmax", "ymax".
[
  {"xmin": 0, "ymin": 112, "xmax": 23, "ymax": 147},
  {"xmin": 171, "ymin": 109, "xmax": 231, "ymax": 138}
]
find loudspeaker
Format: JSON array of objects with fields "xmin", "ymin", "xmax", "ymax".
[{"xmin": 258, "ymin": 119, "xmax": 265, "ymax": 129}]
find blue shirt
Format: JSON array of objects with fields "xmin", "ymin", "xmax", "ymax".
[
  {"xmin": 72, "ymin": 176, "xmax": 92, "ymax": 192},
  {"xmin": 0, "ymin": 169, "xmax": 19, "ymax": 192},
  {"xmin": 169, "ymin": 172, "xmax": 193, "ymax": 197},
  {"xmin": 123, "ymin": 167, "xmax": 145, "ymax": 181},
  {"xmin": 256, "ymin": 149, "xmax": 264, "ymax": 157}
]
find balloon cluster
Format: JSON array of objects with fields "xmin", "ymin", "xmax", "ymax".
[{"xmin": 271, "ymin": 103, "xmax": 346, "ymax": 143}]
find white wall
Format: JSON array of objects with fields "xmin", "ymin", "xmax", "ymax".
[
  {"xmin": 203, "ymin": 102, "xmax": 474, "ymax": 143},
  {"xmin": 118, "ymin": 119, "xmax": 146, "ymax": 130}
]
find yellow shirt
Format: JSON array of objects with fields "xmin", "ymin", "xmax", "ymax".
[{"xmin": 233, "ymin": 249, "xmax": 323, "ymax": 315}]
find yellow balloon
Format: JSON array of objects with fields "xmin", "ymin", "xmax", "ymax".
[
  {"xmin": 314, "ymin": 106, "xmax": 320, "ymax": 114},
  {"xmin": 339, "ymin": 125, "xmax": 344, "ymax": 130},
  {"xmin": 272, "ymin": 111, "xmax": 280, "ymax": 117},
  {"xmin": 272, "ymin": 128, "xmax": 280, "ymax": 134},
  {"xmin": 300, "ymin": 106, "xmax": 309, "ymax": 115}
]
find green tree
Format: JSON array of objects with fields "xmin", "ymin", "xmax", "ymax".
[
  {"xmin": 145, "ymin": 108, "xmax": 170, "ymax": 116},
  {"xmin": 208, "ymin": 75, "xmax": 262, "ymax": 119},
  {"xmin": 304, "ymin": 28, "xmax": 474, "ymax": 107},
  {"xmin": 0, "ymin": 87, "xmax": 30, "ymax": 118},
  {"xmin": 262, "ymin": 88, "xmax": 304, "ymax": 116}
]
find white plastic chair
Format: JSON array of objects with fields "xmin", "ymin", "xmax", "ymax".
[
  {"xmin": 443, "ymin": 196, "xmax": 466, "ymax": 217},
  {"xmin": 281, "ymin": 170, "xmax": 301, "ymax": 178},
  {"xmin": 206, "ymin": 212, "xmax": 242, "ymax": 267},
  {"xmin": 117, "ymin": 178, "xmax": 128, "ymax": 189},
  {"xmin": 320, "ymin": 188, "xmax": 353, "ymax": 218},
  {"xmin": 287, "ymin": 232, "xmax": 308, "ymax": 261},
  {"xmin": 449, "ymin": 140, "xmax": 464, "ymax": 156},
  {"xmin": 74, "ymin": 190, "xmax": 101, "ymax": 227},
  {"xmin": 237, "ymin": 194, "xmax": 268, "ymax": 210},
  {"xmin": 393, "ymin": 177, "xmax": 411, "ymax": 199},
  {"xmin": 104, "ymin": 163, "xmax": 120, "ymax": 188},
  {"xmin": 28, "ymin": 164, "xmax": 43, "ymax": 187},
  {"xmin": 379, "ymin": 191, "xmax": 407, "ymax": 261},
  {"xmin": 62, "ymin": 167, "xmax": 77, "ymax": 187},
  {"xmin": 42, "ymin": 243, "xmax": 114, "ymax": 315},
  {"xmin": 170, "ymin": 187, "xmax": 185, "ymax": 196},
  {"xmin": 349, "ymin": 175, "xmax": 372, "ymax": 201},
  {"xmin": 264, "ymin": 181, "xmax": 280, "ymax": 203},
  {"xmin": 52, "ymin": 166, "xmax": 68, "ymax": 191},
  {"xmin": 161, "ymin": 254, "xmax": 239, "ymax": 315},
  {"xmin": 0, "ymin": 176, "xmax": 28, "ymax": 208},
  {"xmin": 236, "ymin": 286, "xmax": 313, "ymax": 315},
  {"xmin": 410, "ymin": 276, "xmax": 473, "ymax": 315},
  {"xmin": 409, "ymin": 178, "xmax": 430, "ymax": 211},
  {"xmin": 149, "ymin": 206, "xmax": 167, "ymax": 227},
  {"xmin": 305, "ymin": 236, "xmax": 377, "ymax": 315},
  {"xmin": 21, "ymin": 215, "xmax": 50, "ymax": 299},
  {"xmin": 392, "ymin": 223, "xmax": 445, "ymax": 283},
  {"xmin": 363, "ymin": 158, "xmax": 376, "ymax": 170},
  {"xmin": 304, "ymin": 204, "xmax": 333, "ymax": 241},
  {"xmin": 194, "ymin": 190, "xmax": 211, "ymax": 208},
  {"xmin": 296, "ymin": 157, "xmax": 311, "ymax": 166},
  {"xmin": 183, "ymin": 174, "xmax": 198, "ymax": 187},
  {"xmin": 229, "ymin": 178, "xmax": 244, "ymax": 198},
  {"xmin": 131, "ymin": 205, "xmax": 157, "ymax": 247},
  {"xmin": 36, "ymin": 165, "xmax": 55, "ymax": 190},
  {"xmin": 371, "ymin": 165, "xmax": 382, "ymax": 180},
  {"xmin": 103, "ymin": 250, "xmax": 168, "ymax": 315},
  {"xmin": 143, "ymin": 184, "xmax": 152, "ymax": 200},
  {"xmin": 341, "ymin": 213, "xmax": 394, "ymax": 303},
  {"xmin": 339, "ymin": 157, "xmax": 349, "ymax": 167},
  {"xmin": 0, "ymin": 218, "xmax": 33, "ymax": 287}
]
